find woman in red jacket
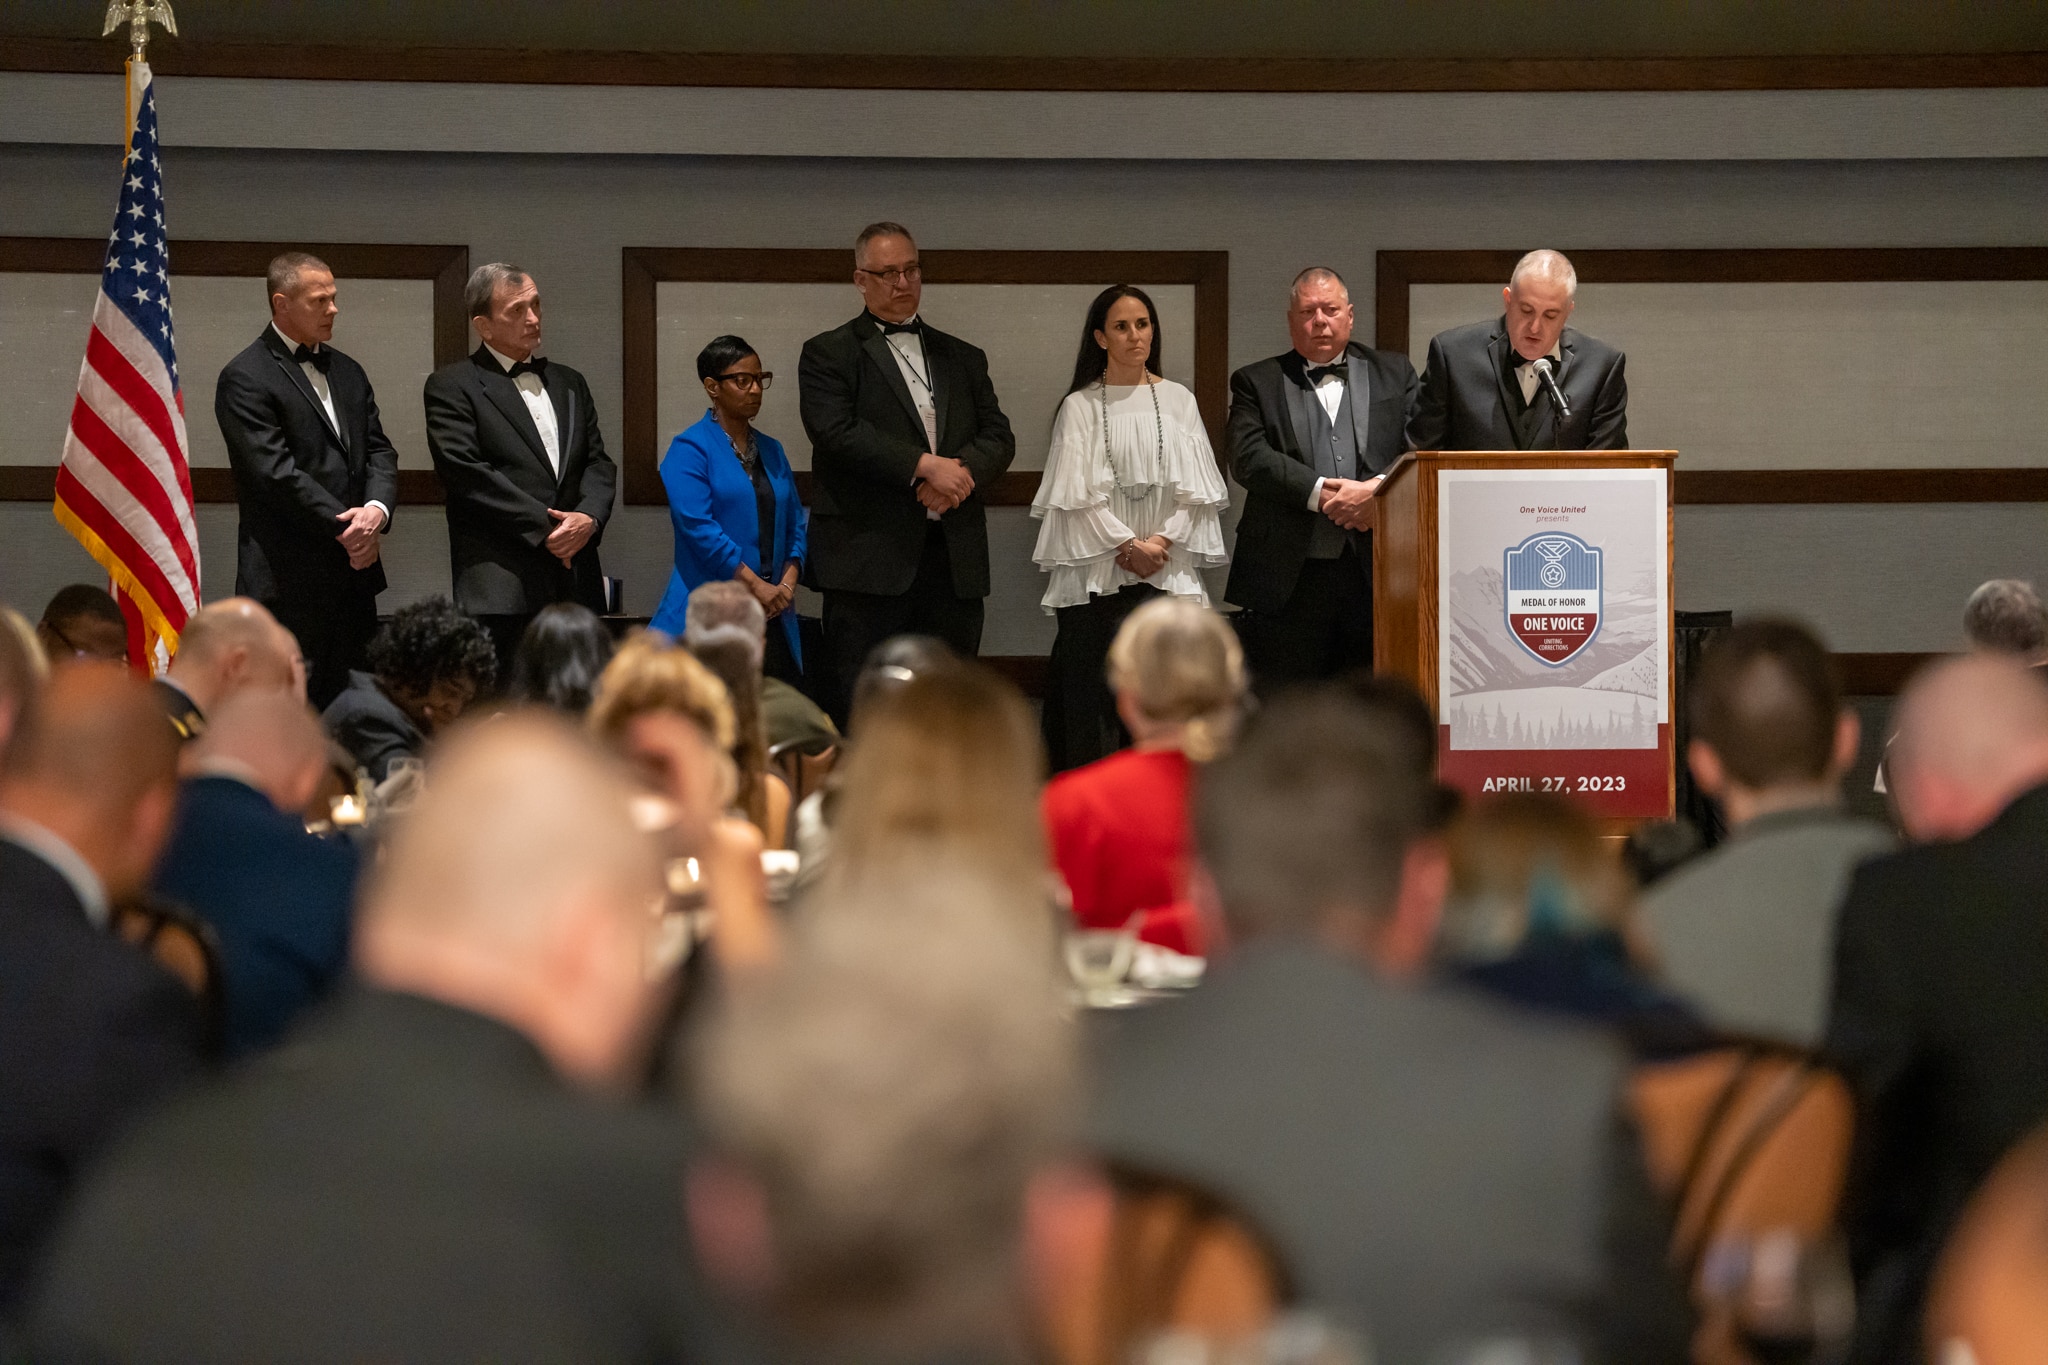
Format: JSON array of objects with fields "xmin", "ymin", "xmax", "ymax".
[{"xmin": 1041, "ymin": 597, "xmax": 1246, "ymax": 957}]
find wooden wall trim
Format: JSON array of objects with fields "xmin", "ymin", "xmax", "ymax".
[
  {"xmin": 621, "ymin": 248, "xmax": 1228, "ymax": 506},
  {"xmin": 5, "ymin": 39, "xmax": 2045, "ymax": 92}
]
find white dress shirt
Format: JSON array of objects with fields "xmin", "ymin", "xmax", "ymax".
[
  {"xmin": 484, "ymin": 342, "xmax": 563, "ymax": 478},
  {"xmin": 0, "ymin": 812, "xmax": 110, "ymax": 930},
  {"xmin": 1301, "ymin": 353, "xmax": 1357, "ymax": 512},
  {"xmin": 271, "ymin": 323, "xmax": 389, "ymax": 530},
  {"xmin": 1514, "ymin": 343, "xmax": 1564, "ymax": 404},
  {"xmin": 878, "ymin": 316, "xmax": 942, "ymax": 519}
]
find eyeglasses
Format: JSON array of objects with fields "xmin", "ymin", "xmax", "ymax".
[
  {"xmin": 713, "ymin": 371, "xmax": 773, "ymax": 391},
  {"xmin": 856, "ymin": 263, "xmax": 922, "ymax": 286}
]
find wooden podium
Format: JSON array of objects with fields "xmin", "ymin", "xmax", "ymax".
[{"xmin": 1372, "ymin": 450, "xmax": 1678, "ymax": 821}]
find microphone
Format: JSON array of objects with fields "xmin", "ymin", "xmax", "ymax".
[{"xmin": 1530, "ymin": 357, "xmax": 1572, "ymax": 421}]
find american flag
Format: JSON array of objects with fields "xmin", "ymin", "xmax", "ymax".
[{"xmin": 53, "ymin": 59, "xmax": 200, "ymax": 671}]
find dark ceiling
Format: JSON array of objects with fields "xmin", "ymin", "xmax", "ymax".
[{"xmin": 9, "ymin": 0, "xmax": 2048, "ymax": 60}]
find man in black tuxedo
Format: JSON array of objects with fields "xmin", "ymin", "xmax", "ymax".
[
  {"xmin": 1826, "ymin": 656, "xmax": 2048, "ymax": 1364},
  {"xmin": 1409, "ymin": 249, "xmax": 1628, "ymax": 453},
  {"xmin": 0, "ymin": 664, "xmax": 200, "ymax": 1317},
  {"xmin": 1224, "ymin": 267, "xmax": 1417, "ymax": 690},
  {"xmin": 215, "ymin": 253, "xmax": 399, "ymax": 708},
  {"xmin": 798, "ymin": 222, "xmax": 1015, "ymax": 721},
  {"xmin": 29, "ymin": 715, "xmax": 714, "ymax": 1363},
  {"xmin": 424, "ymin": 263, "xmax": 616, "ymax": 680}
]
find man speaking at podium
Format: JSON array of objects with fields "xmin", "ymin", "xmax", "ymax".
[{"xmin": 1407, "ymin": 249, "xmax": 1629, "ymax": 452}]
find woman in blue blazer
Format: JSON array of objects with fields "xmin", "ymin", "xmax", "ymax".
[{"xmin": 651, "ymin": 335, "xmax": 808, "ymax": 680}]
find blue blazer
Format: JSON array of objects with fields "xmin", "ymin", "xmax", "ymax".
[{"xmin": 651, "ymin": 410, "xmax": 807, "ymax": 664}]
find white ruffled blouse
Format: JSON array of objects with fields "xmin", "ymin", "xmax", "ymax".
[{"xmin": 1029, "ymin": 379, "xmax": 1230, "ymax": 612}]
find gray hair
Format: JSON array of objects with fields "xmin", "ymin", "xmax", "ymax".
[
  {"xmin": 684, "ymin": 579, "xmax": 767, "ymax": 648},
  {"xmin": 464, "ymin": 262, "xmax": 531, "ymax": 320},
  {"xmin": 266, "ymin": 251, "xmax": 330, "ymax": 304},
  {"xmin": 854, "ymin": 221, "xmax": 915, "ymax": 268},
  {"xmin": 1509, "ymin": 249, "xmax": 1578, "ymax": 298},
  {"xmin": 1194, "ymin": 687, "xmax": 1432, "ymax": 940},
  {"xmin": 693, "ymin": 866, "xmax": 1073, "ymax": 1331},
  {"xmin": 1289, "ymin": 266, "xmax": 1349, "ymax": 308},
  {"xmin": 1964, "ymin": 579, "xmax": 2048, "ymax": 658}
]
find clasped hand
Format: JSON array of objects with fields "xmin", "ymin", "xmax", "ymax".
[
  {"xmin": 333, "ymin": 505, "xmax": 384, "ymax": 570},
  {"xmin": 1116, "ymin": 535, "xmax": 1171, "ymax": 579},
  {"xmin": 545, "ymin": 508, "xmax": 597, "ymax": 566},
  {"xmin": 1319, "ymin": 476, "xmax": 1384, "ymax": 531},
  {"xmin": 747, "ymin": 570, "xmax": 797, "ymax": 619},
  {"xmin": 914, "ymin": 451, "xmax": 974, "ymax": 514}
]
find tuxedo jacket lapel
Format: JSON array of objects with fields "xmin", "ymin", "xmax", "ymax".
[
  {"xmin": 542, "ymin": 363, "xmax": 577, "ymax": 486},
  {"xmin": 1484, "ymin": 327, "xmax": 1528, "ymax": 450},
  {"xmin": 472, "ymin": 351, "xmax": 553, "ymax": 474},
  {"xmin": 860, "ymin": 328, "xmax": 926, "ymax": 438},
  {"xmin": 1343, "ymin": 346, "xmax": 1374, "ymax": 465},
  {"xmin": 1278, "ymin": 354, "xmax": 1313, "ymax": 464},
  {"xmin": 927, "ymin": 330, "xmax": 953, "ymax": 450},
  {"xmin": 262, "ymin": 331, "xmax": 346, "ymax": 451}
]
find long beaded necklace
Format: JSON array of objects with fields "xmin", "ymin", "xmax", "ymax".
[
  {"xmin": 720, "ymin": 422, "xmax": 760, "ymax": 473},
  {"xmin": 1096, "ymin": 372, "xmax": 1163, "ymax": 500}
]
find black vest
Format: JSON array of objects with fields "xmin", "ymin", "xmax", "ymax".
[{"xmin": 1304, "ymin": 380, "xmax": 1359, "ymax": 559}]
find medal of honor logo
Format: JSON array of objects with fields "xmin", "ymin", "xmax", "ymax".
[{"xmin": 1504, "ymin": 531, "xmax": 1602, "ymax": 666}]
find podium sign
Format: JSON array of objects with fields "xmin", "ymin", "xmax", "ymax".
[{"xmin": 1433, "ymin": 468, "xmax": 1671, "ymax": 818}]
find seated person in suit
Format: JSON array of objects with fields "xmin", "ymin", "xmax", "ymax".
[
  {"xmin": 504, "ymin": 602, "xmax": 615, "ymax": 717},
  {"xmin": 1640, "ymin": 620, "xmax": 1892, "ymax": 1045},
  {"xmin": 35, "ymin": 583, "xmax": 128, "ymax": 666},
  {"xmin": 684, "ymin": 581, "xmax": 837, "ymax": 761},
  {"xmin": 323, "ymin": 595, "xmax": 496, "ymax": 783},
  {"xmin": 1042, "ymin": 598, "xmax": 1246, "ymax": 958},
  {"xmin": 1442, "ymin": 792, "xmax": 1713, "ymax": 1062},
  {"xmin": 153, "ymin": 689, "xmax": 361, "ymax": 1059},
  {"xmin": 153, "ymin": 596, "xmax": 303, "ymax": 742},
  {"xmin": 1086, "ymin": 687, "xmax": 1691, "ymax": 1363},
  {"xmin": 1408, "ymin": 248, "xmax": 1629, "ymax": 453},
  {"xmin": 689, "ymin": 869, "xmax": 1073, "ymax": 1358},
  {"xmin": 0, "ymin": 662, "xmax": 200, "ymax": 1316},
  {"xmin": 652, "ymin": 335, "xmax": 808, "ymax": 687},
  {"xmin": 1827, "ymin": 656, "xmax": 2048, "ymax": 1364},
  {"xmin": 29, "ymin": 715, "xmax": 718, "ymax": 1363}
]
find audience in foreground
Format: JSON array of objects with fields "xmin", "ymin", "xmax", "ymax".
[
  {"xmin": 688, "ymin": 622, "xmax": 792, "ymax": 849},
  {"xmin": 1961, "ymin": 578, "xmax": 2048, "ymax": 663},
  {"xmin": 34, "ymin": 585, "xmax": 128, "ymax": 667},
  {"xmin": 1827, "ymin": 654, "xmax": 2048, "ymax": 1364},
  {"xmin": 151, "ymin": 689, "xmax": 360, "ymax": 1058},
  {"xmin": 153, "ymin": 597, "xmax": 303, "ymax": 742},
  {"xmin": 684, "ymin": 581, "xmax": 838, "ymax": 765},
  {"xmin": 1042, "ymin": 597, "xmax": 1244, "ymax": 957},
  {"xmin": 503, "ymin": 601, "xmax": 615, "ymax": 716},
  {"xmin": 1085, "ymin": 687, "xmax": 1691, "ymax": 1363},
  {"xmin": 690, "ymin": 870, "xmax": 1073, "ymax": 1361},
  {"xmin": 29, "ymin": 714, "xmax": 714, "ymax": 1363},
  {"xmin": 1641, "ymin": 618, "xmax": 1891, "ymax": 1045},
  {"xmin": 323, "ymin": 594, "xmax": 496, "ymax": 782},
  {"xmin": 0, "ymin": 662, "xmax": 200, "ymax": 1316}
]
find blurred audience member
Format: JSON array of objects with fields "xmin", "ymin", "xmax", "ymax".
[
  {"xmin": 152, "ymin": 689, "xmax": 361, "ymax": 1058},
  {"xmin": 1338, "ymin": 669, "xmax": 1461, "ymax": 830},
  {"xmin": 1828, "ymin": 655, "xmax": 2048, "ymax": 1364},
  {"xmin": 1443, "ymin": 792, "xmax": 1711, "ymax": 1061},
  {"xmin": 1042, "ymin": 598, "xmax": 1243, "ymax": 958},
  {"xmin": 818, "ymin": 661, "xmax": 1046, "ymax": 905},
  {"xmin": 35, "ymin": 584, "xmax": 128, "ymax": 666},
  {"xmin": 1620, "ymin": 819, "xmax": 1704, "ymax": 890},
  {"xmin": 29, "ymin": 715, "xmax": 713, "ymax": 1362},
  {"xmin": 0, "ymin": 615, "xmax": 39, "ymax": 753},
  {"xmin": 1962, "ymin": 578, "xmax": 2048, "ymax": 661},
  {"xmin": 690, "ymin": 870, "xmax": 1073, "ymax": 1354},
  {"xmin": 1639, "ymin": 620, "xmax": 1890, "ymax": 1044},
  {"xmin": 156, "ymin": 596, "xmax": 302, "ymax": 741},
  {"xmin": 689, "ymin": 623, "xmax": 792, "ymax": 848},
  {"xmin": 0, "ymin": 664, "xmax": 199, "ymax": 1314},
  {"xmin": 1924, "ymin": 1122, "xmax": 2048, "ymax": 1365},
  {"xmin": 505, "ymin": 602, "xmax": 615, "ymax": 716},
  {"xmin": 1087, "ymin": 688, "xmax": 1690, "ymax": 1363},
  {"xmin": 686, "ymin": 581, "xmax": 836, "ymax": 760},
  {"xmin": 789, "ymin": 634, "xmax": 952, "ymax": 890},
  {"xmin": 323, "ymin": 595, "xmax": 495, "ymax": 782},
  {"xmin": 590, "ymin": 636, "xmax": 776, "ymax": 974}
]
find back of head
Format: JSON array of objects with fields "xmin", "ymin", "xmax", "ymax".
[
  {"xmin": 689, "ymin": 628, "xmax": 770, "ymax": 828},
  {"xmin": 191, "ymin": 688, "xmax": 329, "ymax": 811},
  {"xmin": 507, "ymin": 603, "xmax": 614, "ymax": 715},
  {"xmin": 174, "ymin": 597, "xmax": 298, "ymax": 699},
  {"xmin": 367, "ymin": 595, "xmax": 497, "ymax": 702},
  {"xmin": 849, "ymin": 635, "xmax": 954, "ymax": 734},
  {"xmin": 1690, "ymin": 618, "xmax": 1841, "ymax": 789},
  {"xmin": 38, "ymin": 584, "xmax": 129, "ymax": 664},
  {"xmin": 0, "ymin": 606, "xmax": 42, "ymax": 759},
  {"xmin": 1890, "ymin": 653, "xmax": 2048, "ymax": 839},
  {"xmin": 828, "ymin": 664, "xmax": 1044, "ymax": 889},
  {"xmin": 685, "ymin": 581, "xmax": 767, "ymax": 650},
  {"xmin": 589, "ymin": 634, "xmax": 735, "ymax": 751},
  {"xmin": 1106, "ymin": 598, "xmax": 1245, "ymax": 760},
  {"xmin": 2, "ymin": 664, "xmax": 178, "ymax": 879},
  {"xmin": 1964, "ymin": 579, "xmax": 2048, "ymax": 659},
  {"xmin": 1194, "ymin": 687, "xmax": 1431, "ymax": 941},
  {"xmin": 1441, "ymin": 792, "xmax": 1628, "ymax": 961},
  {"xmin": 694, "ymin": 868, "xmax": 1074, "ymax": 1340}
]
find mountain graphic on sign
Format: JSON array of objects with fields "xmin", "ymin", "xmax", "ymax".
[{"xmin": 1444, "ymin": 566, "xmax": 1657, "ymax": 699}]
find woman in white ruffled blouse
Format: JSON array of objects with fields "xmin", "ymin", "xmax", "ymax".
[{"xmin": 1031, "ymin": 286, "xmax": 1229, "ymax": 771}]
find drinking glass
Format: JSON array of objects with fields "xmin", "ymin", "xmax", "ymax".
[
  {"xmin": 1064, "ymin": 928, "xmax": 1137, "ymax": 1005},
  {"xmin": 1699, "ymin": 1230, "xmax": 1856, "ymax": 1365}
]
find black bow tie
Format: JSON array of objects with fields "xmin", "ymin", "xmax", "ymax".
[
  {"xmin": 506, "ymin": 357, "xmax": 547, "ymax": 379},
  {"xmin": 874, "ymin": 317, "xmax": 920, "ymax": 336},
  {"xmin": 291, "ymin": 344, "xmax": 331, "ymax": 375},
  {"xmin": 1304, "ymin": 363, "xmax": 1346, "ymax": 385},
  {"xmin": 1508, "ymin": 351, "xmax": 1554, "ymax": 371}
]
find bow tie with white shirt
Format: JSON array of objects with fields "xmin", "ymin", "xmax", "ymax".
[
  {"xmin": 272, "ymin": 323, "xmax": 389, "ymax": 529},
  {"xmin": 484, "ymin": 342, "xmax": 563, "ymax": 478}
]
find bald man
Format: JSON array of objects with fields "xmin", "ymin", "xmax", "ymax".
[
  {"xmin": 151, "ymin": 690, "xmax": 360, "ymax": 1058},
  {"xmin": 156, "ymin": 597, "xmax": 303, "ymax": 741},
  {"xmin": 0, "ymin": 665, "xmax": 200, "ymax": 1313},
  {"xmin": 1407, "ymin": 249, "xmax": 1629, "ymax": 452},
  {"xmin": 1826, "ymin": 656, "xmax": 2048, "ymax": 1365},
  {"xmin": 31, "ymin": 715, "xmax": 712, "ymax": 1362}
]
